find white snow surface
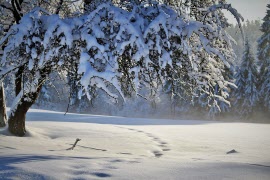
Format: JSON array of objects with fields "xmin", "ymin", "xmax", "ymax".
[{"xmin": 1, "ymin": 109, "xmax": 270, "ymax": 180}]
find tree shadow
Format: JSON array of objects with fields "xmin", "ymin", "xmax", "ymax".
[
  {"xmin": 0, "ymin": 145, "xmax": 17, "ymax": 150},
  {"xmin": 0, "ymin": 155, "xmax": 102, "ymax": 179},
  {"xmin": 0, "ymin": 155, "xmax": 58, "ymax": 179}
]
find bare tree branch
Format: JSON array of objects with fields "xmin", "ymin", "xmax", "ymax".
[
  {"xmin": 11, "ymin": 0, "xmax": 22, "ymax": 23},
  {"xmin": 67, "ymin": 138, "xmax": 81, "ymax": 150},
  {"xmin": 0, "ymin": 2, "xmax": 13, "ymax": 12},
  {"xmin": 55, "ymin": 0, "xmax": 64, "ymax": 14}
]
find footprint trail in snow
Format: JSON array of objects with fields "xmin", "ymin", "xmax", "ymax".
[{"xmin": 117, "ymin": 127, "xmax": 171, "ymax": 158}]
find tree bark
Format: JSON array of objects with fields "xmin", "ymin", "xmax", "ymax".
[
  {"xmin": 15, "ymin": 66, "xmax": 24, "ymax": 96},
  {"xmin": 0, "ymin": 81, "xmax": 7, "ymax": 127},
  {"xmin": 11, "ymin": 0, "xmax": 22, "ymax": 23},
  {"xmin": 8, "ymin": 83, "xmax": 43, "ymax": 136},
  {"xmin": 8, "ymin": 68, "xmax": 48, "ymax": 136}
]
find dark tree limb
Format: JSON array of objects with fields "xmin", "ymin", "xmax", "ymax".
[
  {"xmin": 55, "ymin": 0, "xmax": 64, "ymax": 15},
  {"xmin": 0, "ymin": 81, "xmax": 7, "ymax": 127},
  {"xmin": 11, "ymin": 0, "xmax": 22, "ymax": 23},
  {"xmin": 14, "ymin": 0, "xmax": 22, "ymax": 12},
  {"xmin": 15, "ymin": 65, "xmax": 25, "ymax": 96},
  {"xmin": 0, "ymin": 2, "xmax": 14, "ymax": 12}
]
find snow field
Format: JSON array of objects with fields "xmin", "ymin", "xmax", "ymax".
[{"xmin": 0, "ymin": 109, "xmax": 270, "ymax": 179}]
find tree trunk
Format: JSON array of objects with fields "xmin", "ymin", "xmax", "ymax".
[
  {"xmin": 15, "ymin": 66, "xmax": 24, "ymax": 96},
  {"xmin": 8, "ymin": 66, "xmax": 49, "ymax": 136},
  {"xmin": 8, "ymin": 83, "xmax": 43, "ymax": 136},
  {"xmin": 0, "ymin": 81, "xmax": 7, "ymax": 127}
]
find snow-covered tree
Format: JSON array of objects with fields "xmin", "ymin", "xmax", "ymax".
[
  {"xmin": 258, "ymin": 4, "xmax": 270, "ymax": 111},
  {"xmin": 79, "ymin": 0, "xmax": 243, "ymax": 117},
  {"xmin": 0, "ymin": 0, "xmax": 83, "ymax": 133},
  {"xmin": 183, "ymin": 0, "xmax": 239, "ymax": 116},
  {"xmin": 233, "ymin": 39, "xmax": 259, "ymax": 118},
  {"xmin": 0, "ymin": 1, "xmax": 243, "ymax": 136}
]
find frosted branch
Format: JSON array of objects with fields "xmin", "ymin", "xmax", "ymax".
[{"xmin": 204, "ymin": 3, "xmax": 245, "ymax": 40}]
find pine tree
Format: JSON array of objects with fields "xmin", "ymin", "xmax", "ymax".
[
  {"xmin": 226, "ymin": 20, "xmax": 262, "ymax": 66},
  {"xmin": 233, "ymin": 39, "xmax": 259, "ymax": 118},
  {"xmin": 258, "ymin": 4, "xmax": 270, "ymax": 111}
]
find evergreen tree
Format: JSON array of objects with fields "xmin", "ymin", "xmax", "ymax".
[
  {"xmin": 258, "ymin": 4, "xmax": 270, "ymax": 111},
  {"xmin": 233, "ymin": 39, "xmax": 259, "ymax": 118},
  {"xmin": 226, "ymin": 20, "xmax": 262, "ymax": 65}
]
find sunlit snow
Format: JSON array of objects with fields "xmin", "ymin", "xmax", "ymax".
[{"xmin": 1, "ymin": 109, "xmax": 270, "ymax": 179}]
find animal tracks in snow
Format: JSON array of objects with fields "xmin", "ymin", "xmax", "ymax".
[{"xmin": 116, "ymin": 127, "xmax": 171, "ymax": 158}]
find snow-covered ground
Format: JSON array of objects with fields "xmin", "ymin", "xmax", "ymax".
[{"xmin": 0, "ymin": 109, "xmax": 270, "ymax": 180}]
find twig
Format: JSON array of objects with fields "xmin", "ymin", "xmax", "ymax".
[{"xmin": 67, "ymin": 138, "xmax": 81, "ymax": 150}]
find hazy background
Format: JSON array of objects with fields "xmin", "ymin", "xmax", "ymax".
[{"xmin": 224, "ymin": 0, "xmax": 268, "ymax": 24}]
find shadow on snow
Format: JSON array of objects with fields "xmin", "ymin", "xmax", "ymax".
[{"xmin": 0, "ymin": 155, "xmax": 109, "ymax": 179}]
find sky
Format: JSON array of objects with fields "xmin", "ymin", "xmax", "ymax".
[{"xmin": 223, "ymin": 0, "xmax": 269, "ymax": 24}]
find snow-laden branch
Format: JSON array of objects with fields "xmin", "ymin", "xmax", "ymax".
[
  {"xmin": 0, "ymin": 61, "xmax": 28, "ymax": 80},
  {"xmin": 204, "ymin": 3, "xmax": 245, "ymax": 40},
  {"xmin": 0, "ymin": 29, "xmax": 16, "ymax": 48}
]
